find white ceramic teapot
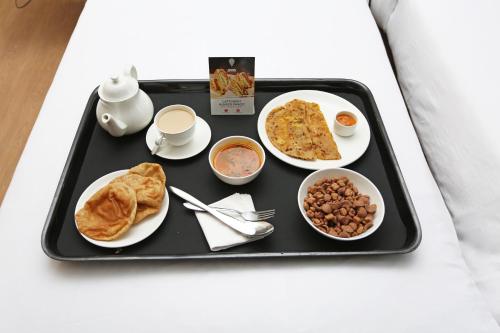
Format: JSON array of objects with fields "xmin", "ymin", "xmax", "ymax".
[{"xmin": 96, "ymin": 65, "xmax": 153, "ymax": 137}]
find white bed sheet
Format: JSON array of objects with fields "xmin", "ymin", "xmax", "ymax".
[
  {"xmin": 370, "ymin": 0, "xmax": 398, "ymax": 30},
  {"xmin": 381, "ymin": 0, "xmax": 500, "ymax": 322},
  {"xmin": 0, "ymin": 0, "xmax": 498, "ymax": 332}
]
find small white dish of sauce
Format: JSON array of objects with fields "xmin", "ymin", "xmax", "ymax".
[
  {"xmin": 334, "ymin": 111, "xmax": 357, "ymax": 137},
  {"xmin": 209, "ymin": 136, "xmax": 266, "ymax": 185}
]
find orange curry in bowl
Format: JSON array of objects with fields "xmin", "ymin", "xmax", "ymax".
[{"xmin": 213, "ymin": 144, "xmax": 261, "ymax": 177}]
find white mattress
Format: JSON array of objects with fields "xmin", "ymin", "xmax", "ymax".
[
  {"xmin": 369, "ymin": 0, "xmax": 398, "ymax": 29},
  {"xmin": 378, "ymin": 0, "xmax": 500, "ymax": 322},
  {"xmin": 0, "ymin": 0, "xmax": 498, "ymax": 331}
]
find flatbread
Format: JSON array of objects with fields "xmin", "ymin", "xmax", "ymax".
[
  {"xmin": 305, "ymin": 101, "xmax": 342, "ymax": 160},
  {"xmin": 111, "ymin": 173, "xmax": 165, "ymax": 224},
  {"xmin": 134, "ymin": 205, "xmax": 160, "ymax": 224},
  {"xmin": 266, "ymin": 104, "xmax": 315, "ymax": 160},
  {"xmin": 128, "ymin": 162, "xmax": 166, "ymax": 185},
  {"xmin": 265, "ymin": 99, "xmax": 341, "ymax": 161},
  {"xmin": 75, "ymin": 183, "xmax": 137, "ymax": 241}
]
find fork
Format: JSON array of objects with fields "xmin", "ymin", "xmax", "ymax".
[{"xmin": 183, "ymin": 202, "xmax": 275, "ymax": 221}]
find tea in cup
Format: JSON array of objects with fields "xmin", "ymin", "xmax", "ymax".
[{"xmin": 154, "ymin": 104, "xmax": 196, "ymax": 147}]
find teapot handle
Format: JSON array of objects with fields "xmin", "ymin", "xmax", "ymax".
[{"xmin": 124, "ymin": 64, "xmax": 138, "ymax": 80}]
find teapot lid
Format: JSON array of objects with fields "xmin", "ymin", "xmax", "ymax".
[{"xmin": 98, "ymin": 74, "xmax": 139, "ymax": 103}]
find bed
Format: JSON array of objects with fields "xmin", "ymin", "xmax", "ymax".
[
  {"xmin": 371, "ymin": 0, "xmax": 500, "ymax": 323},
  {"xmin": 0, "ymin": 0, "xmax": 498, "ymax": 331}
]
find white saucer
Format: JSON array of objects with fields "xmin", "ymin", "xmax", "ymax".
[
  {"xmin": 146, "ymin": 116, "xmax": 212, "ymax": 160},
  {"xmin": 75, "ymin": 170, "xmax": 169, "ymax": 248}
]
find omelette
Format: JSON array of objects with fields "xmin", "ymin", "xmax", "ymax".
[{"xmin": 265, "ymin": 99, "xmax": 341, "ymax": 161}]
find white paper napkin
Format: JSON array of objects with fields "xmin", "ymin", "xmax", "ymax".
[{"xmin": 194, "ymin": 193, "xmax": 271, "ymax": 251}]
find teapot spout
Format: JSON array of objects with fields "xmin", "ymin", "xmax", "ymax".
[{"xmin": 101, "ymin": 113, "xmax": 128, "ymax": 137}]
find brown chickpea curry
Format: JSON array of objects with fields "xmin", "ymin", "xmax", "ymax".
[
  {"xmin": 213, "ymin": 144, "xmax": 261, "ymax": 177},
  {"xmin": 304, "ymin": 176, "xmax": 377, "ymax": 238}
]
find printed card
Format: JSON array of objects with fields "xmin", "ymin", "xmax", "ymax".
[{"xmin": 209, "ymin": 57, "xmax": 255, "ymax": 115}]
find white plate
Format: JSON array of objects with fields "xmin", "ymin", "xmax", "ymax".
[
  {"xmin": 297, "ymin": 168, "xmax": 385, "ymax": 241},
  {"xmin": 146, "ymin": 116, "xmax": 211, "ymax": 160},
  {"xmin": 257, "ymin": 90, "xmax": 370, "ymax": 170},
  {"xmin": 74, "ymin": 170, "xmax": 169, "ymax": 248}
]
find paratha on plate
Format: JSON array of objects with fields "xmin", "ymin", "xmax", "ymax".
[
  {"xmin": 265, "ymin": 99, "xmax": 341, "ymax": 161},
  {"xmin": 266, "ymin": 104, "xmax": 315, "ymax": 160},
  {"xmin": 305, "ymin": 101, "xmax": 341, "ymax": 160}
]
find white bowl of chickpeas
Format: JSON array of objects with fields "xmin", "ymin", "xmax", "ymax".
[{"xmin": 298, "ymin": 168, "xmax": 385, "ymax": 241}]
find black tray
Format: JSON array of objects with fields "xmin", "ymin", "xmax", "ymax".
[{"xmin": 42, "ymin": 79, "xmax": 421, "ymax": 260}]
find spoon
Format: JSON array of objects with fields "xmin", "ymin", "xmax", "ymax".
[{"xmin": 150, "ymin": 136, "xmax": 165, "ymax": 156}]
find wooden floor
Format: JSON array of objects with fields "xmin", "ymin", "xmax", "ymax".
[{"xmin": 0, "ymin": 0, "xmax": 85, "ymax": 204}]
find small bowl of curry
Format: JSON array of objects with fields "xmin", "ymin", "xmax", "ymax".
[
  {"xmin": 209, "ymin": 136, "xmax": 266, "ymax": 185},
  {"xmin": 334, "ymin": 111, "xmax": 358, "ymax": 137}
]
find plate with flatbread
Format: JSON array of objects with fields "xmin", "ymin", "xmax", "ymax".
[
  {"xmin": 257, "ymin": 90, "xmax": 370, "ymax": 170},
  {"xmin": 74, "ymin": 167, "xmax": 169, "ymax": 248}
]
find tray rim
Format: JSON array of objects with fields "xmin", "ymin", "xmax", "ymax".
[{"xmin": 41, "ymin": 78, "xmax": 422, "ymax": 261}]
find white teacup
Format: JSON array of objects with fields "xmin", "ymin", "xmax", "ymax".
[{"xmin": 153, "ymin": 104, "xmax": 196, "ymax": 148}]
